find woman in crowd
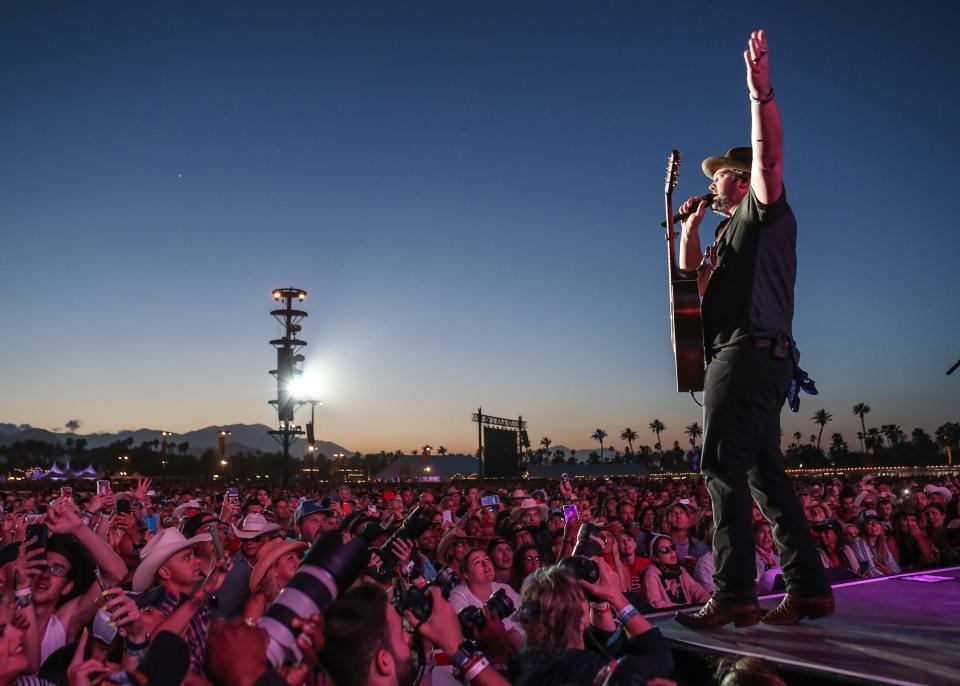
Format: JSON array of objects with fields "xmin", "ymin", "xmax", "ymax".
[
  {"xmin": 513, "ymin": 543, "xmax": 543, "ymax": 589},
  {"xmin": 512, "ymin": 558, "xmax": 673, "ymax": 685},
  {"xmin": 890, "ymin": 506, "xmax": 936, "ymax": 571},
  {"xmin": 487, "ymin": 537, "xmax": 515, "ymax": 586},
  {"xmin": 243, "ymin": 539, "xmax": 308, "ymax": 622},
  {"xmin": 813, "ymin": 519, "xmax": 857, "ymax": 572},
  {"xmin": 0, "ymin": 602, "xmax": 30, "ymax": 686},
  {"xmin": 641, "ymin": 534, "xmax": 709, "ymax": 608},
  {"xmin": 850, "ymin": 512, "xmax": 901, "ymax": 578},
  {"xmin": 753, "ymin": 521, "xmax": 783, "ymax": 594},
  {"xmin": 448, "ymin": 549, "xmax": 522, "ymax": 646}
]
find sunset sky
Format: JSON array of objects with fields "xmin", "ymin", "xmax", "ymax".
[{"xmin": 2, "ymin": 2, "xmax": 958, "ymax": 455}]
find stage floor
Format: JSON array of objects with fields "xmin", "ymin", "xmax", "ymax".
[{"xmin": 647, "ymin": 566, "xmax": 960, "ymax": 686}]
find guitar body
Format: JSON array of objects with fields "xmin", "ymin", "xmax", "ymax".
[
  {"xmin": 670, "ymin": 276, "xmax": 705, "ymax": 392},
  {"xmin": 663, "ymin": 150, "xmax": 706, "ymax": 392}
]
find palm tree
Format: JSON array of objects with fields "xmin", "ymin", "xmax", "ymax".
[
  {"xmin": 437, "ymin": 446, "xmax": 448, "ymax": 456},
  {"xmin": 880, "ymin": 424, "xmax": 904, "ymax": 447},
  {"xmin": 591, "ymin": 429, "xmax": 607, "ymax": 461},
  {"xmin": 684, "ymin": 422, "xmax": 703, "ymax": 453},
  {"xmin": 852, "ymin": 403, "xmax": 870, "ymax": 454},
  {"xmin": 812, "ymin": 409, "xmax": 832, "ymax": 453},
  {"xmin": 620, "ymin": 428, "xmax": 638, "ymax": 454},
  {"xmin": 540, "ymin": 436, "xmax": 552, "ymax": 454},
  {"xmin": 649, "ymin": 420, "xmax": 665, "ymax": 454},
  {"xmin": 793, "ymin": 431, "xmax": 802, "ymax": 445}
]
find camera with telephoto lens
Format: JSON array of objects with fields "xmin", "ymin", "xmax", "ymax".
[
  {"xmin": 457, "ymin": 587, "xmax": 516, "ymax": 638},
  {"xmin": 260, "ymin": 530, "xmax": 370, "ymax": 667},
  {"xmin": 368, "ymin": 506, "xmax": 433, "ymax": 580},
  {"xmin": 558, "ymin": 522, "xmax": 602, "ymax": 583},
  {"xmin": 391, "ymin": 567, "xmax": 459, "ymax": 622}
]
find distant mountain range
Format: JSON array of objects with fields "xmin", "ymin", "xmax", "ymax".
[{"xmin": 0, "ymin": 422, "xmax": 352, "ymax": 458}]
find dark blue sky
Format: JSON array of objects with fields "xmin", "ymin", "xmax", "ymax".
[{"xmin": 2, "ymin": 2, "xmax": 958, "ymax": 453}]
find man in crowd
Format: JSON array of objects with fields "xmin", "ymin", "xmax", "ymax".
[
  {"xmin": 665, "ymin": 503, "xmax": 709, "ymax": 561},
  {"xmin": 215, "ymin": 512, "xmax": 280, "ymax": 618},
  {"xmin": 294, "ymin": 499, "xmax": 335, "ymax": 545},
  {"xmin": 134, "ymin": 527, "xmax": 227, "ymax": 676}
]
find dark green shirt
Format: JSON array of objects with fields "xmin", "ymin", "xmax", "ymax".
[{"xmin": 701, "ymin": 185, "xmax": 796, "ymax": 354}]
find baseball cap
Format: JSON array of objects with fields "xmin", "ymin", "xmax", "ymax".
[{"xmin": 294, "ymin": 498, "xmax": 334, "ymax": 524}]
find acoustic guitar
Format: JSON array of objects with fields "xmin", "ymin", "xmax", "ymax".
[{"xmin": 662, "ymin": 150, "xmax": 705, "ymax": 392}]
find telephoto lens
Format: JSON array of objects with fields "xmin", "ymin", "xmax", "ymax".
[
  {"xmin": 375, "ymin": 506, "xmax": 434, "ymax": 572},
  {"xmin": 260, "ymin": 531, "xmax": 371, "ymax": 667}
]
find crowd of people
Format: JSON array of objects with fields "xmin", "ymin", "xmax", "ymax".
[{"xmin": 0, "ymin": 471, "xmax": 957, "ymax": 686}]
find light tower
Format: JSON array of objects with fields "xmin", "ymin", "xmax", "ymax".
[{"xmin": 268, "ymin": 288, "xmax": 308, "ymax": 486}]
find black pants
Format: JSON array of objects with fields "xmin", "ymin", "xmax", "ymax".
[{"xmin": 701, "ymin": 343, "xmax": 830, "ymax": 604}]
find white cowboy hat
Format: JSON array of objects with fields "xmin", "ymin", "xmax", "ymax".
[
  {"xmin": 132, "ymin": 527, "xmax": 211, "ymax": 592},
  {"xmin": 231, "ymin": 512, "xmax": 282, "ymax": 540},
  {"xmin": 171, "ymin": 499, "xmax": 205, "ymax": 519},
  {"xmin": 924, "ymin": 485, "xmax": 953, "ymax": 503},
  {"xmin": 510, "ymin": 498, "xmax": 549, "ymax": 523}
]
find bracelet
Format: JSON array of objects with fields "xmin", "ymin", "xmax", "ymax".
[
  {"xmin": 589, "ymin": 601, "xmax": 610, "ymax": 612},
  {"xmin": 464, "ymin": 655, "xmax": 490, "ymax": 682},
  {"xmin": 750, "ymin": 86, "xmax": 775, "ymax": 105},
  {"xmin": 125, "ymin": 636, "xmax": 149, "ymax": 651},
  {"xmin": 15, "ymin": 587, "xmax": 32, "ymax": 598},
  {"xmin": 617, "ymin": 604, "xmax": 640, "ymax": 624},
  {"xmin": 16, "ymin": 594, "xmax": 33, "ymax": 609}
]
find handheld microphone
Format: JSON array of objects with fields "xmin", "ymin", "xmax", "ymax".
[{"xmin": 661, "ymin": 193, "xmax": 715, "ymax": 227}]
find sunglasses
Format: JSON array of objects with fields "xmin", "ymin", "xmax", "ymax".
[
  {"xmin": 47, "ymin": 563, "xmax": 71, "ymax": 578},
  {"xmin": 656, "ymin": 544, "xmax": 677, "ymax": 554},
  {"xmin": 522, "ymin": 555, "xmax": 540, "ymax": 563}
]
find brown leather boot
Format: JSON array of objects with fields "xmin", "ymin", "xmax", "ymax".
[
  {"xmin": 761, "ymin": 594, "xmax": 835, "ymax": 625},
  {"xmin": 675, "ymin": 597, "xmax": 761, "ymax": 629}
]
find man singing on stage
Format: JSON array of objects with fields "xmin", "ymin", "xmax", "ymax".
[{"xmin": 674, "ymin": 29, "xmax": 834, "ymax": 628}]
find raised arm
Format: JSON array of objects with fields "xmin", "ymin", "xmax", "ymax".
[{"xmin": 745, "ymin": 29, "xmax": 782, "ymax": 205}]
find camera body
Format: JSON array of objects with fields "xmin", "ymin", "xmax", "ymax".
[
  {"xmin": 457, "ymin": 587, "xmax": 515, "ymax": 637},
  {"xmin": 391, "ymin": 567, "xmax": 459, "ymax": 622},
  {"xmin": 558, "ymin": 555, "xmax": 599, "ymax": 583}
]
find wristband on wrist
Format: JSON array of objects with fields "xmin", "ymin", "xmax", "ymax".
[
  {"xmin": 617, "ymin": 604, "xmax": 640, "ymax": 624},
  {"xmin": 464, "ymin": 655, "xmax": 490, "ymax": 682},
  {"xmin": 16, "ymin": 595, "xmax": 33, "ymax": 609},
  {"xmin": 15, "ymin": 587, "xmax": 33, "ymax": 598},
  {"xmin": 750, "ymin": 86, "xmax": 775, "ymax": 104},
  {"xmin": 589, "ymin": 601, "xmax": 611, "ymax": 612}
]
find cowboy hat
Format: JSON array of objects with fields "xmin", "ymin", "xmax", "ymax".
[
  {"xmin": 437, "ymin": 526, "xmax": 477, "ymax": 565},
  {"xmin": 701, "ymin": 147, "xmax": 752, "ymax": 179},
  {"xmin": 232, "ymin": 512, "xmax": 282, "ymax": 540},
  {"xmin": 171, "ymin": 499, "xmax": 205, "ymax": 519},
  {"xmin": 924, "ymin": 485, "xmax": 953, "ymax": 503},
  {"xmin": 132, "ymin": 527, "xmax": 211, "ymax": 593},
  {"xmin": 510, "ymin": 498, "xmax": 549, "ymax": 524},
  {"xmin": 249, "ymin": 539, "xmax": 308, "ymax": 593}
]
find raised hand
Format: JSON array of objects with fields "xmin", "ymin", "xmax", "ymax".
[
  {"xmin": 14, "ymin": 539, "xmax": 48, "ymax": 590},
  {"xmin": 744, "ymin": 29, "xmax": 771, "ymax": 100},
  {"xmin": 45, "ymin": 498, "xmax": 83, "ymax": 535},
  {"xmin": 67, "ymin": 629, "xmax": 107, "ymax": 686},
  {"xmin": 132, "ymin": 477, "xmax": 152, "ymax": 504}
]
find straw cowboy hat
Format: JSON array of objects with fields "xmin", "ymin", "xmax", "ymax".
[
  {"xmin": 249, "ymin": 539, "xmax": 308, "ymax": 593},
  {"xmin": 232, "ymin": 512, "xmax": 281, "ymax": 540},
  {"xmin": 437, "ymin": 526, "xmax": 477, "ymax": 565},
  {"xmin": 132, "ymin": 527, "xmax": 211, "ymax": 592},
  {"xmin": 701, "ymin": 147, "xmax": 752, "ymax": 179},
  {"xmin": 510, "ymin": 498, "xmax": 549, "ymax": 524}
]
